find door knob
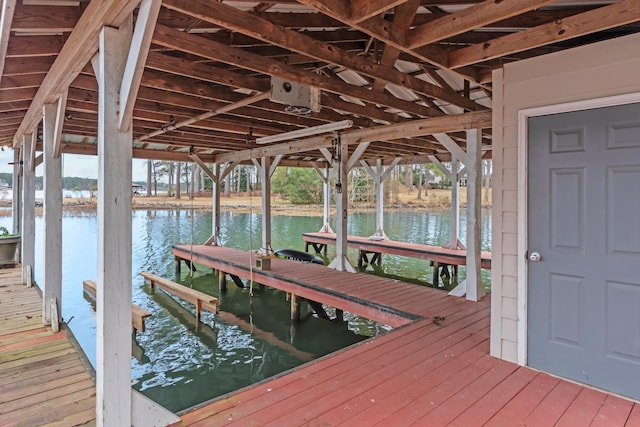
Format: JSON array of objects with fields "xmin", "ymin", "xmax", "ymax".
[{"xmin": 529, "ymin": 251, "xmax": 541, "ymax": 262}]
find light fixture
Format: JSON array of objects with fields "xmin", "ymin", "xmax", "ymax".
[{"xmin": 255, "ymin": 120, "xmax": 353, "ymax": 145}]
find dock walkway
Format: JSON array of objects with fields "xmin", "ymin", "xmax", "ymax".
[
  {"xmin": 172, "ymin": 245, "xmax": 640, "ymax": 426},
  {"xmin": 0, "ymin": 268, "xmax": 96, "ymax": 427},
  {"xmin": 302, "ymin": 232, "xmax": 491, "ymax": 286},
  {"xmin": 173, "ymin": 245, "xmax": 455, "ymax": 327}
]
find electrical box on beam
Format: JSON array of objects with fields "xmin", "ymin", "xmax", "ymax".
[{"xmin": 270, "ymin": 77, "xmax": 320, "ymax": 115}]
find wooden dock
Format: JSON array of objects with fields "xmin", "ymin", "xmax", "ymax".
[
  {"xmin": 0, "ymin": 268, "xmax": 96, "ymax": 426},
  {"xmin": 172, "ymin": 245, "xmax": 640, "ymax": 426},
  {"xmin": 302, "ymin": 232, "xmax": 491, "ymax": 286},
  {"xmin": 173, "ymin": 244, "xmax": 450, "ymax": 327}
]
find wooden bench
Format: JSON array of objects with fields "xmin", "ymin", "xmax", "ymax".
[
  {"xmin": 140, "ymin": 272, "xmax": 218, "ymax": 321},
  {"xmin": 82, "ymin": 280, "xmax": 152, "ymax": 333}
]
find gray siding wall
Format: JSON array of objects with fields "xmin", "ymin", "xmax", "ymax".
[{"xmin": 491, "ymin": 32, "xmax": 640, "ymax": 363}]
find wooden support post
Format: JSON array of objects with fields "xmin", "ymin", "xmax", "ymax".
[
  {"xmin": 432, "ymin": 261, "xmax": 440, "ymax": 288},
  {"xmin": 361, "ymin": 157, "xmax": 400, "ymax": 241},
  {"xmin": 218, "ymin": 270, "xmax": 227, "ymax": 293},
  {"xmin": 449, "ymin": 156, "xmax": 461, "ymax": 249},
  {"xmin": 12, "ymin": 148, "xmax": 21, "ymax": 263},
  {"xmin": 12, "ymin": 148, "xmax": 21, "ymax": 234},
  {"xmin": 21, "ymin": 134, "xmax": 35, "ymax": 287},
  {"xmin": 465, "ymin": 128, "xmax": 483, "ymax": 302},
  {"xmin": 328, "ymin": 138, "xmax": 354, "ymax": 272},
  {"xmin": 211, "ymin": 162, "xmax": 221, "ymax": 245},
  {"xmin": 291, "ymin": 294, "xmax": 300, "ymax": 322},
  {"xmin": 43, "ymin": 102, "xmax": 63, "ymax": 326},
  {"xmin": 429, "ymin": 153, "xmax": 465, "ymax": 250},
  {"xmin": 195, "ymin": 300, "xmax": 201, "ymax": 322},
  {"xmin": 96, "ymin": 21, "xmax": 134, "ymax": 427},
  {"xmin": 335, "ymin": 309, "xmax": 344, "ymax": 322},
  {"xmin": 312, "ymin": 163, "xmax": 334, "ymax": 233},
  {"xmin": 255, "ymin": 156, "xmax": 280, "ymax": 255},
  {"xmin": 174, "ymin": 257, "xmax": 181, "ymax": 273}
]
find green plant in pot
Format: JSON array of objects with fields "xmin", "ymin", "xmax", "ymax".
[{"xmin": 0, "ymin": 226, "xmax": 20, "ymax": 265}]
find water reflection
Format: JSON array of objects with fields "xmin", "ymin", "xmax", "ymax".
[{"xmin": 0, "ymin": 208, "xmax": 491, "ymax": 413}]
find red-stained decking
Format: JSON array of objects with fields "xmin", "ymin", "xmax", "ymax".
[
  {"xmin": 172, "ymin": 245, "xmax": 639, "ymax": 426},
  {"xmin": 173, "ymin": 244, "xmax": 448, "ymax": 327},
  {"xmin": 302, "ymin": 232, "xmax": 492, "ymax": 269},
  {"xmin": 0, "ymin": 268, "xmax": 96, "ymax": 427}
]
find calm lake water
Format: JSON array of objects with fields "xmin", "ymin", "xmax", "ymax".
[{"xmin": 0, "ymin": 208, "xmax": 491, "ymax": 412}]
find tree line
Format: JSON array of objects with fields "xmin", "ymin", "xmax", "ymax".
[{"xmin": 145, "ymin": 160, "xmax": 492, "ymax": 205}]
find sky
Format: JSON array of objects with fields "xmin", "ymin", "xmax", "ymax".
[{"xmin": 0, "ymin": 148, "xmax": 149, "ymax": 182}]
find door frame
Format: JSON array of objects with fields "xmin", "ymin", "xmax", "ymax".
[{"xmin": 515, "ymin": 92, "xmax": 640, "ymax": 366}]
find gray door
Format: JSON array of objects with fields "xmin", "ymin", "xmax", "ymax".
[{"xmin": 528, "ymin": 102, "xmax": 640, "ymax": 400}]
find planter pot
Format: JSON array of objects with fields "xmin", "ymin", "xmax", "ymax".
[{"xmin": 0, "ymin": 235, "xmax": 20, "ymax": 265}]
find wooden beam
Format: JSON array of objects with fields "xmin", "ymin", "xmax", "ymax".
[
  {"xmin": 161, "ymin": 0, "xmax": 481, "ymax": 111},
  {"xmin": 350, "ymin": 0, "xmax": 408, "ymax": 23},
  {"xmin": 296, "ymin": 0, "xmax": 465, "ymax": 79},
  {"xmin": 135, "ymin": 91, "xmax": 269, "ymax": 143},
  {"xmin": 433, "ymin": 133, "xmax": 467, "ymax": 164},
  {"xmin": 52, "ymin": 90, "xmax": 67, "ymax": 158},
  {"xmin": 145, "ymin": 51, "xmax": 270, "ymax": 93},
  {"xmin": 347, "ymin": 141, "xmax": 370, "ymax": 171},
  {"xmin": 42, "ymin": 101, "xmax": 63, "ymax": 326},
  {"xmin": 152, "ymin": 25, "xmax": 440, "ymax": 117},
  {"xmin": 12, "ymin": 3, "xmax": 80, "ymax": 32},
  {"xmin": 406, "ymin": 0, "xmax": 553, "ymax": 49},
  {"xmin": 96, "ymin": 22, "xmax": 134, "ymax": 426},
  {"xmin": 465, "ymin": 128, "xmax": 483, "ymax": 301},
  {"xmin": 0, "ymin": 0, "xmax": 16, "ymax": 87},
  {"xmin": 21, "ymin": 134, "xmax": 35, "ymax": 286},
  {"xmin": 118, "ymin": 0, "xmax": 161, "ymax": 132},
  {"xmin": 372, "ymin": 0, "xmax": 420, "ymax": 92},
  {"xmin": 214, "ymin": 110, "xmax": 491, "ymax": 163},
  {"xmin": 12, "ymin": 0, "xmax": 142, "ymax": 147},
  {"xmin": 449, "ymin": 0, "xmax": 640, "ymax": 68},
  {"xmin": 189, "ymin": 152, "xmax": 217, "ymax": 181}
]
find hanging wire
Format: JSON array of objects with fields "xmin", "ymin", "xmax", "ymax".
[
  {"xmin": 188, "ymin": 156, "xmax": 195, "ymax": 287},
  {"xmin": 248, "ymin": 165, "xmax": 255, "ymax": 298}
]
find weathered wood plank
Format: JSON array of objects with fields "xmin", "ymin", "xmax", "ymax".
[
  {"xmin": 141, "ymin": 272, "xmax": 217, "ymax": 320},
  {"xmin": 447, "ymin": 367, "xmax": 538, "ymax": 426},
  {"xmin": 555, "ymin": 387, "xmax": 608, "ymax": 427},
  {"xmin": 83, "ymin": 279, "xmax": 151, "ymax": 332},
  {"xmin": 262, "ymin": 320, "xmax": 491, "ymax": 425},
  {"xmin": 0, "ymin": 356, "xmax": 82, "ymax": 388},
  {"xmin": 448, "ymin": 0, "xmax": 640, "ymax": 68},
  {"xmin": 0, "ymin": 387, "xmax": 94, "ymax": 426},
  {"xmin": 0, "ymin": 340, "xmax": 72, "ymax": 364},
  {"xmin": 484, "ymin": 372, "xmax": 559, "ymax": 426},
  {"xmin": 182, "ymin": 303, "xmax": 490, "ymax": 425},
  {"xmin": 303, "ymin": 232, "xmax": 492, "ymax": 269},
  {"xmin": 1, "ymin": 371, "xmax": 90, "ymax": 404},
  {"xmin": 590, "ymin": 394, "xmax": 635, "ymax": 427},
  {"xmin": 0, "ymin": 379, "xmax": 95, "ymax": 422},
  {"xmin": 521, "ymin": 380, "xmax": 584, "ymax": 426},
  {"xmin": 0, "ymin": 331, "xmax": 66, "ymax": 352}
]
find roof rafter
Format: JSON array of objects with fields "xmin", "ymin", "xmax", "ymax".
[
  {"xmin": 0, "ymin": 0, "xmax": 17, "ymax": 88},
  {"xmin": 350, "ymin": 0, "xmax": 408, "ymax": 24},
  {"xmin": 448, "ymin": 0, "xmax": 640, "ymax": 68},
  {"xmin": 214, "ymin": 110, "xmax": 491, "ymax": 163},
  {"xmin": 11, "ymin": 0, "xmax": 142, "ymax": 146},
  {"xmin": 161, "ymin": 0, "xmax": 482, "ymax": 111},
  {"xmin": 152, "ymin": 23, "xmax": 441, "ymax": 118},
  {"xmin": 406, "ymin": 0, "xmax": 554, "ymax": 49}
]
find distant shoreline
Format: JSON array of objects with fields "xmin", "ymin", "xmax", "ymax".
[{"xmin": 0, "ymin": 188, "xmax": 491, "ymax": 217}]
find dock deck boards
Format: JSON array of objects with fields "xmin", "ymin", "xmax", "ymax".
[
  {"xmin": 302, "ymin": 231, "xmax": 492, "ymax": 269},
  {"xmin": 172, "ymin": 245, "xmax": 639, "ymax": 426},
  {"xmin": 0, "ymin": 268, "xmax": 95, "ymax": 427},
  {"xmin": 173, "ymin": 244, "xmax": 460, "ymax": 327}
]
